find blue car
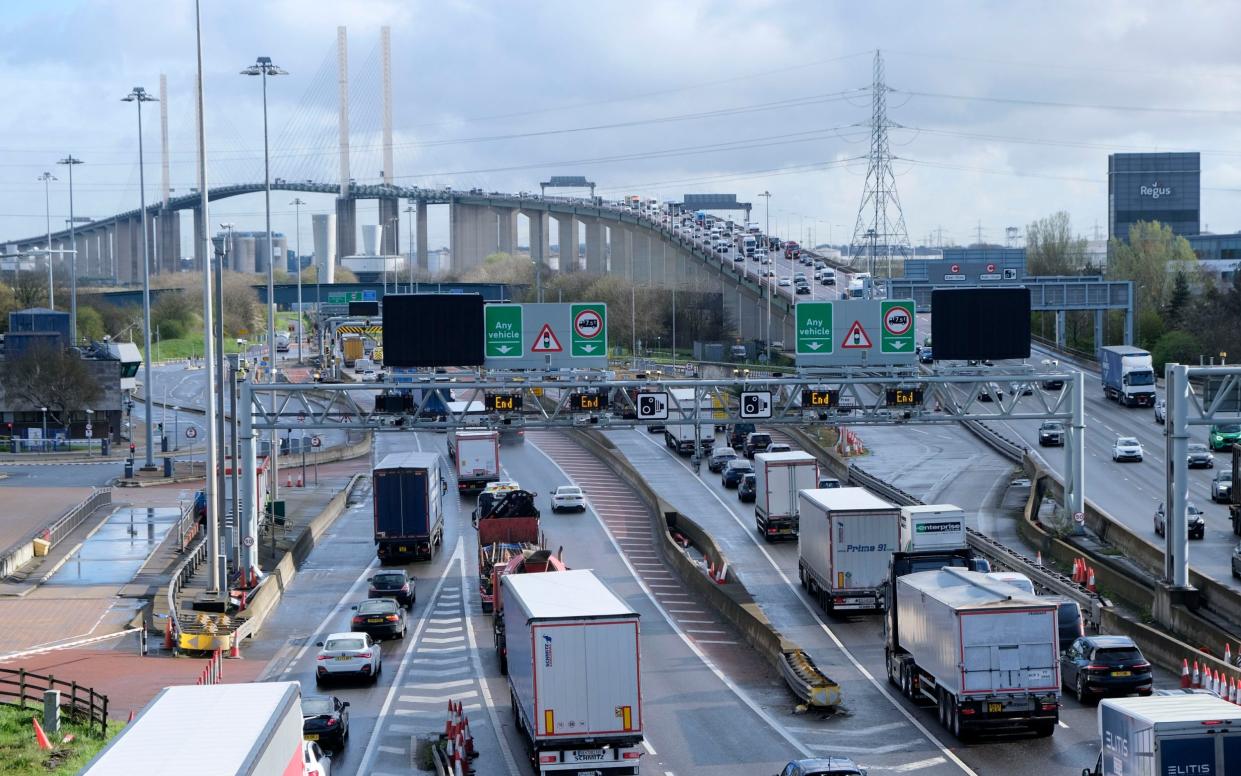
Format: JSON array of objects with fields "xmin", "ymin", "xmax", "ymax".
[
  {"xmin": 777, "ymin": 757, "xmax": 865, "ymax": 776},
  {"xmin": 721, "ymin": 459, "xmax": 754, "ymax": 489}
]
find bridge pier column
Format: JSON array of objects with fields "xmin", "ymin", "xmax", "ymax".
[
  {"xmin": 450, "ymin": 202, "xmax": 471, "ymax": 270},
  {"xmin": 1095, "ymin": 309, "xmax": 1105, "ymax": 350},
  {"xmin": 101, "ymin": 226, "xmax": 114, "ymax": 281},
  {"xmin": 1056, "ymin": 309, "xmax": 1067, "ymax": 349},
  {"xmin": 523, "ymin": 210, "xmax": 550, "ymax": 270},
  {"xmin": 557, "ymin": 215, "xmax": 577, "ymax": 272},
  {"xmin": 378, "ymin": 198, "xmax": 399, "ymax": 255},
  {"xmin": 497, "ymin": 208, "xmax": 517, "ymax": 255},
  {"xmin": 116, "ymin": 218, "xmax": 134, "ymax": 285},
  {"xmin": 631, "ymin": 229, "xmax": 652, "ymax": 285},
  {"xmin": 158, "ymin": 209, "xmax": 180, "ymax": 274},
  {"xmin": 335, "ymin": 198, "xmax": 357, "ymax": 259},
  {"xmin": 416, "ymin": 200, "xmax": 428, "ymax": 271},
  {"xmin": 192, "ymin": 206, "xmax": 205, "ymax": 272},
  {"xmin": 477, "ymin": 207, "xmax": 500, "ymax": 260},
  {"xmin": 583, "ymin": 219, "xmax": 606, "ymax": 273},
  {"xmin": 609, "ymin": 225, "xmax": 631, "ymax": 278}
]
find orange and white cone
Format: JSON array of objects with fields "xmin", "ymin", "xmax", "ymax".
[
  {"xmin": 1086, "ymin": 567, "xmax": 1097, "ymax": 593},
  {"xmin": 32, "ymin": 718, "xmax": 51, "ymax": 750},
  {"xmin": 285, "ymin": 473, "xmax": 292, "ymax": 488},
  {"xmin": 1193, "ymin": 660, "xmax": 1201, "ymax": 688},
  {"xmin": 1181, "ymin": 659, "xmax": 1191, "ymax": 688},
  {"xmin": 1227, "ymin": 644, "xmax": 1233, "ymax": 666},
  {"xmin": 1035, "ymin": 551, "xmax": 1043, "ymax": 566}
]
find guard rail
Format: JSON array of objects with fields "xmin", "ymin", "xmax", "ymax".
[{"xmin": 166, "ymin": 531, "xmax": 209, "ymax": 647}]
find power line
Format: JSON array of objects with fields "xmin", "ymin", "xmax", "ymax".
[{"xmin": 894, "ymin": 88, "xmax": 1241, "ymax": 118}]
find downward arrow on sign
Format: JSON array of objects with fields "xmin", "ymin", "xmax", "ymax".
[
  {"xmin": 579, "ymin": 345, "xmax": 596, "ymax": 353},
  {"xmin": 804, "ymin": 342, "xmax": 822, "ymax": 351},
  {"xmin": 496, "ymin": 345, "xmax": 512, "ymax": 354},
  {"xmin": 889, "ymin": 341, "xmax": 907, "ymax": 350}
]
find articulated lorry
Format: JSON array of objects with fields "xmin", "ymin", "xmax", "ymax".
[
  {"xmin": 476, "ymin": 488, "xmax": 542, "ymax": 613},
  {"xmin": 886, "ymin": 567, "xmax": 1060, "ymax": 738},
  {"xmin": 373, "ymin": 451, "xmax": 446, "ymax": 562},
  {"xmin": 1084, "ymin": 695, "xmax": 1241, "ymax": 776},
  {"xmin": 82, "ymin": 682, "xmax": 310, "ymax": 776},
  {"xmin": 754, "ymin": 450, "xmax": 818, "ymax": 541},
  {"xmin": 1099, "ymin": 345, "xmax": 1156, "ymax": 407},
  {"xmin": 501, "ymin": 569, "xmax": 644, "ymax": 775},
  {"xmin": 492, "ymin": 545, "xmax": 569, "ymax": 671},
  {"xmin": 448, "ymin": 428, "xmax": 500, "ymax": 494},
  {"xmin": 798, "ymin": 487, "xmax": 900, "ymax": 611}
]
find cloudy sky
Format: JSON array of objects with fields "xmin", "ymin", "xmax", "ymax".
[{"xmin": 4, "ymin": 0, "xmax": 1241, "ymax": 255}]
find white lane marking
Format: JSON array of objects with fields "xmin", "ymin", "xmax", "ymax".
[
  {"xmin": 356, "ymin": 539, "xmax": 471, "ymax": 776},
  {"xmin": 529, "ymin": 437, "xmax": 815, "ymax": 759},
  {"xmin": 810, "ymin": 741, "xmax": 921, "ymax": 754},
  {"xmin": 1059, "ymin": 719, "xmax": 1069, "ymax": 729},
  {"xmin": 642, "ymin": 739, "xmax": 657, "ymax": 755},
  {"xmin": 861, "ymin": 757, "xmax": 949, "ymax": 772},
  {"xmin": 788, "ymin": 721, "xmax": 908, "ymax": 736},
  {"xmin": 458, "ymin": 549, "xmax": 521, "ymax": 775},
  {"xmin": 696, "ymin": 640, "xmax": 739, "ymax": 645},
  {"xmin": 633, "ymin": 431, "xmax": 979, "ymax": 776}
]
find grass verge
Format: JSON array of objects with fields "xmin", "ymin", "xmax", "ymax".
[{"xmin": 0, "ymin": 703, "xmax": 118, "ymax": 775}]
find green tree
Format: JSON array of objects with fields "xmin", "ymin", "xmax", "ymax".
[
  {"xmin": 0, "ymin": 342, "xmax": 102, "ymax": 427},
  {"xmin": 76, "ymin": 305, "xmax": 105, "ymax": 342},
  {"xmin": 1151, "ymin": 330, "xmax": 1203, "ymax": 373},
  {"xmin": 1136, "ymin": 309, "xmax": 1166, "ymax": 352},
  {"xmin": 12, "ymin": 270, "xmax": 49, "ymax": 309},
  {"xmin": 0, "ymin": 282, "xmax": 18, "ymax": 333},
  {"xmin": 1026, "ymin": 212, "xmax": 1087, "ymax": 276},
  {"xmin": 221, "ymin": 272, "xmax": 260, "ymax": 338},
  {"xmin": 1107, "ymin": 220, "xmax": 1196, "ymax": 336},
  {"xmin": 151, "ymin": 289, "xmax": 197, "ymax": 341},
  {"xmin": 1162, "ymin": 270, "xmax": 1191, "ymax": 330}
]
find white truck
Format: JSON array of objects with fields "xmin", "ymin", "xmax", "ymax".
[
  {"xmin": 754, "ymin": 450, "xmax": 818, "ymax": 541},
  {"xmin": 886, "ymin": 567, "xmax": 1060, "ymax": 739},
  {"xmin": 1099, "ymin": 345, "xmax": 1157, "ymax": 407},
  {"xmin": 448, "ymin": 428, "xmax": 500, "ymax": 494},
  {"xmin": 664, "ymin": 388, "xmax": 714, "ymax": 457},
  {"xmin": 898, "ymin": 504, "xmax": 967, "ymax": 552},
  {"xmin": 502, "ymin": 569, "xmax": 644, "ymax": 774},
  {"xmin": 81, "ymin": 681, "xmax": 313, "ymax": 776},
  {"xmin": 1086, "ymin": 695, "xmax": 1241, "ymax": 776},
  {"xmin": 797, "ymin": 487, "xmax": 900, "ymax": 611}
]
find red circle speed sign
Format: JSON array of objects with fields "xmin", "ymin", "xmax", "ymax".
[
  {"xmin": 950, "ymin": 264, "xmax": 960, "ymax": 273},
  {"xmin": 986, "ymin": 263, "xmax": 996, "ymax": 273}
]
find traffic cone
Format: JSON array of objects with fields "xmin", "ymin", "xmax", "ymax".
[
  {"xmin": 127, "ymin": 709, "xmax": 135, "ymax": 724},
  {"xmin": 1193, "ymin": 660, "xmax": 1201, "ymax": 688},
  {"xmin": 163, "ymin": 616, "xmax": 173, "ymax": 650},
  {"xmin": 32, "ymin": 718, "xmax": 51, "ymax": 750},
  {"xmin": 1086, "ymin": 567, "xmax": 1097, "ymax": 593},
  {"xmin": 285, "ymin": 473, "xmax": 292, "ymax": 488},
  {"xmin": 1035, "ymin": 551, "xmax": 1043, "ymax": 566},
  {"xmin": 1181, "ymin": 659, "xmax": 1191, "ymax": 688},
  {"xmin": 716, "ymin": 562, "xmax": 729, "ymax": 584},
  {"xmin": 1227, "ymin": 644, "xmax": 1233, "ymax": 666},
  {"xmin": 1231, "ymin": 678, "xmax": 1238, "ymax": 704},
  {"xmin": 297, "ymin": 475, "xmax": 303, "ymax": 487},
  {"xmin": 463, "ymin": 715, "xmax": 477, "ymax": 759},
  {"xmin": 227, "ymin": 638, "xmax": 241, "ymax": 659}
]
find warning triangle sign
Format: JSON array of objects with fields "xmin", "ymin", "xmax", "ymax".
[
  {"xmin": 531, "ymin": 323, "xmax": 564, "ymax": 352},
  {"xmin": 841, "ymin": 320, "xmax": 873, "ymax": 349}
]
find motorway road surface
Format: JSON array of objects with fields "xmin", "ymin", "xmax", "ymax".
[{"xmin": 607, "ymin": 425, "xmax": 1177, "ymax": 776}]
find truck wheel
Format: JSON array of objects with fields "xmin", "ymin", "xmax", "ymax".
[
  {"xmin": 950, "ymin": 698, "xmax": 962, "ymax": 738},
  {"xmin": 798, "ymin": 566, "xmax": 807, "ymax": 589},
  {"xmin": 498, "ymin": 652, "xmax": 508, "ymax": 676},
  {"xmin": 937, "ymin": 691, "xmax": 948, "ymax": 727}
]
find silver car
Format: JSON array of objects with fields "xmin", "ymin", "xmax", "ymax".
[{"xmin": 1111, "ymin": 436, "xmax": 1144, "ymax": 462}]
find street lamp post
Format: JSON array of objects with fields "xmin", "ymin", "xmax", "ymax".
[
  {"xmin": 122, "ymin": 86, "xmax": 158, "ymax": 471},
  {"xmin": 290, "ymin": 198, "xmax": 306, "ymax": 364},
  {"xmin": 404, "ymin": 204, "xmax": 415, "ymax": 292},
  {"xmin": 40, "ymin": 407, "xmax": 47, "ymax": 447},
  {"xmin": 38, "ymin": 172, "xmax": 57, "ymax": 308},
  {"xmin": 758, "ymin": 191, "xmax": 772, "ymax": 364},
  {"xmin": 242, "ymin": 56, "xmax": 287, "ymax": 505},
  {"xmin": 57, "ymin": 156, "xmax": 84, "ymax": 343}
]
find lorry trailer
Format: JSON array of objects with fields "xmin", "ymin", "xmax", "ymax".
[
  {"xmin": 886, "ymin": 567, "xmax": 1060, "ymax": 738},
  {"xmin": 448, "ymin": 428, "xmax": 500, "ymax": 494},
  {"xmin": 798, "ymin": 487, "xmax": 900, "ymax": 611},
  {"xmin": 1099, "ymin": 345, "xmax": 1156, "ymax": 407},
  {"xmin": 373, "ymin": 451, "xmax": 446, "ymax": 562},
  {"xmin": 81, "ymin": 682, "xmax": 306, "ymax": 776},
  {"xmin": 754, "ymin": 450, "xmax": 818, "ymax": 541},
  {"xmin": 1086, "ymin": 695, "xmax": 1241, "ymax": 776},
  {"xmin": 501, "ymin": 568, "xmax": 643, "ymax": 774},
  {"xmin": 898, "ymin": 504, "xmax": 967, "ymax": 552}
]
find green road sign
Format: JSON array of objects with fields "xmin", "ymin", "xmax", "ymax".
[
  {"xmin": 570, "ymin": 303, "xmax": 607, "ymax": 357},
  {"xmin": 880, "ymin": 300, "xmax": 916, "ymax": 353},
  {"xmin": 795, "ymin": 302, "xmax": 833, "ymax": 355},
  {"xmin": 484, "ymin": 304, "xmax": 523, "ymax": 358}
]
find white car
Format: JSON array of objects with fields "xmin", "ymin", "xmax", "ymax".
[
  {"xmin": 303, "ymin": 740, "xmax": 331, "ymax": 776},
  {"xmin": 1112, "ymin": 436, "xmax": 1144, "ymax": 462},
  {"xmin": 315, "ymin": 632, "xmax": 381, "ymax": 685},
  {"xmin": 550, "ymin": 485, "xmax": 586, "ymax": 513},
  {"xmin": 778, "ymin": 277, "xmax": 792, "ymax": 287},
  {"xmin": 361, "ymin": 368, "xmax": 378, "ymax": 382}
]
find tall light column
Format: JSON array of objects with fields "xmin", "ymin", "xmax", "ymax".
[
  {"xmin": 123, "ymin": 86, "xmax": 158, "ymax": 471},
  {"xmin": 38, "ymin": 172, "xmax": 57, "ymax": 308},
  {"xmin": 57, "ymin": 156, "xmax": 84, "ymax": 343},
  {"xmin": 404, "ymin": 204, "xmax": 415, "ymax": 292},
  {"xmin": 291, "ymin": 197, "xmax": 306, "ymax": 364},
  {"xmin": 242, "ymin": 56, "xmax": 287, "ymax": 503},
  {"xmin": 758, "ymin": 190, "xmax": 772, "ymax": 363}
]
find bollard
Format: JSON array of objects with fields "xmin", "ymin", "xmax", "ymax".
[{"xmin": 43, "ymin": 690, "xmax": 60, "ymax": 736}]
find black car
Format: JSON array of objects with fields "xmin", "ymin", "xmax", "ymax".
[
  {"xmin": 728, "ymin": 423, "xmax": 756, "ymax": 450},
  {"xmin": 1154, "ymin": 501, "xmax": 1206, "ymax": 540},
  {"xmin": 776, "ymin": 757, "xmax": 865, "ymax": 776},
  {"xmin": 722, "ymin": 459, "xmax": 754, "ymax": 488},
  {"xmin": 1040, "ymin": 595, "xmax": 1085, "ymax": 653},
  {"xmin": 1038, "ymin": 421, "xmax": 1065, "ymax": 447},
  {"xmin": 978, "ymin": 383, "xmax": 1003, "ymax": 402},
  {"xmin": 743, "ymin": 432, "xmax": 772, "ymax": 458},
  {"xmin": 369, "ymin": 570, "xmax": 415, "ymax": 609},
  {"xmin": 301, "ymin": 695, "xmax": 350, "ymax": 752},
  {"xmin": 738, "ymin": 473, "xmax": 757, "ymax": 503},
  {"xmin": 1187, "ymin": 443, "xmax": 1215, "ymax": 469},
  {"xmin": 1060, "ymin": 635, "xmax": 1153, "ymax": 702},
  {"xmin": 350, "ymin": 598, "xmax": 407, "ymax": 640}
]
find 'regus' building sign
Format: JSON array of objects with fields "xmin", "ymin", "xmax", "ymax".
[{"xmin": 1108, "ymin": 152, "xmax": 1199, "ymax": 240}]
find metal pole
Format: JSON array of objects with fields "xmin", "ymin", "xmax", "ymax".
[
  {"xmin": 239, "ymin": 376, "xmax": 257, "ymax": 576},
  {"xmin": 215, "ymin": 230, "xmax": 228, "ymax": 574},
  {"xmin": 39, "ymin": 172, "xmax": 55, "ymax": 309},
  {"xmin": 134, "ymin": 93, "xmax": 156, "ymax": 470},
  {"xmin": 1165, "ymin": 363, "xmax": 1191, "ymax": 587},
  {"xmin": 58, "ymin": 156, "xmax": 83, "ymax": 343},
  {"xmin": 230, "ymin": 362, "xmax": 241, "ymax": 573},
  {"xmin": 760, "ymin": 191, "xmax": 771, "ymax": 364},
  {"xmin": 292, "ymin": 198, "xmax": 305, "ymax": 364},
  {"xmin": 260, "ymin": 64, "xmax": 280, "ymax": 509}
]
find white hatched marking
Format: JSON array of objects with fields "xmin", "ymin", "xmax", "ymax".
[
  {"xmin": 695, "ymin": 639, "xmax": 738, "ymax": 645},
  {"xmin": 423, "ymin": 636, "xmax": 465, "ymax": 644},
  {"xmin": 416, "ymin": 645, "xmax": 467, "ymax": 653},
  {"xmin": 399, "ymin": 689, "xmax": 478, "ymax": 703},
  {"xmin": 685, "ymin": 629, "xmax": 726, "ymax": 635},
  {"xmin": 411, "ymin": 656, "xmax": 467, "ymax": 665},
  {"xmin": 377, "ymin": 745, "xmax": 405, "ymax": 755},
  {"xmin": 406, "ymin": 667, "xmax": 470, "ymax": 678},
  {"xmin": 406, "ymin": 679, "xmax": 474, "ymax": 690},
  {"xmin": 426, "ymin": 627, "xmax": 461, "ymax": 634}
]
